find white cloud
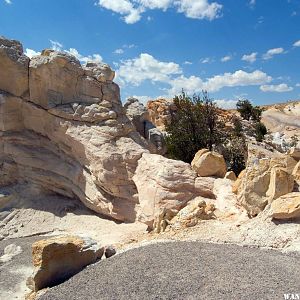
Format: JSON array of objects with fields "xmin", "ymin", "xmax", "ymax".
[
  {"xmin": 293, "ymin": 40, "xmax": 300, "ymax": 47},
  {"xmin": 49, "ymin": 40, "xmax": 63, "ymax": 51},
  {"xmin": 114, "ymin": 48, "xmax": 124, "ymax": 54},
  {"xmin": 296, "ymin": 83, "xmax": 300, "ymax": 87},
  {"xmin": 183, "ymin": 61, "xmax": 193, "ymax": 65},
  {"xmin": 67, "ymin": 48, "xmax": 102, "ymax": 64},
  {"xmin": 214, "ymin": 99, "xmax": 238, "ymax": 109},
  {"xmin": 128, "ymin": 95, "xmax": 152, "ymax": 104},
  {"xmin": 168, "ymin": 70, "xmax": 271, "ymax": 95},
  {"xmin": 4, "ymin": 0, "xmax": 12, "ymax": 4},
  {"xmin": 260, "ymin": 83, "xmax": 293, "ymax": 93},
  {"xmin": 117, "ymin": 53, "xmax": 182, "ymax": 85},
  {"xmin": 175, "ymin": 0, "xmax": 222, "ymax": 20},
  {"xmin": 200, "ymin": 57, "xmax": 213, "ymax": 64},
  {"xmin": 221, "ymin": 55, "xmax": 232, "ymax": 62},
  {"xmin": 117, "ymin": 53, "xmax": 272, "ymax": 97},
  {"xmin": 97, "ymin": 0, "xmax": 222, "ymax": 24},
  {"xmin": 262, "ymin": 47, "xmax": 284, "ymax": 60},
  {"xmin": 24, "ymin": 48, "xmax": 41, "ymax": 58},
  {"xmin": 242, "ymin": 52, "xmax": 257, "ymax": 63}
]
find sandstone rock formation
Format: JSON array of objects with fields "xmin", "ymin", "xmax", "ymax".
[
  {"xmin": 236, "ymin": 143, "xmax": 297, "ymax": 216},
  {"xmin": 133, "ymin": 153, "xmax": 216, "ymax": 229},
  {"xmin": 27, "ymin": 236, "xmax": 104, "ymax": 292},
  {"xmin": 0, "ymin": 37, "xmax": 151, "ymax": 222},
  {"xmin": 169, "ymin": 197, "xmax": 215, "ymax": 229},
  {"xmin": 146, "ymin": 98, "xmax": 177, "ymax": 130},
  {"xmin": 124, "ymin": 97, "xmax": 166, "ymax": 154},
  {"xmin": 191, "ymin": 149, "xmax": 227, "ymax": 178},
  {"xmin": 270, "ymin": 193, "xmax": 300, "ymax": 220},
  {"xmin": 0, "ymin": 37, "xmax": 29, "ymax": 98}
]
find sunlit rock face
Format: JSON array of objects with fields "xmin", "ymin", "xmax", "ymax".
[{"xmin": 0, "ymin": 36, "xmax": 150, "ymax": 222}]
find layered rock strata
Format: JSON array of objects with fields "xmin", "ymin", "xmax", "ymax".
[{"xmin": 0, "ymin": 37, "xmax": 149, "ymax": 222}]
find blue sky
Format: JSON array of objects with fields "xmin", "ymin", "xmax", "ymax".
[{"xmin": 1, "ymin": 0, "xmax": 300, "ymax": 107}]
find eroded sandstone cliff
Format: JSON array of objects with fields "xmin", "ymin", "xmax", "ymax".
[{"xmin": 0, "ymin": 37, "xmax": 150, "ymax": 222}]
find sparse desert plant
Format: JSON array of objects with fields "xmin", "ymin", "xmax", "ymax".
[
  {"xmin": 254, "ymin": 122, "xmax": 267, "ymax": 142},
  {"xmin": 165, "ymin": 91, "xmax": 225, "ymax": 163}
]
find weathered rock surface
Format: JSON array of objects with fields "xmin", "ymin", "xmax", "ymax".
[
  {"xmin": 225, "ymin": 171, "xmax": 237, "ymax": 181},
  {"xmin": 270, "ymin": 193, "xmax": 300, "ymax": 220},
  {"xmin": 236, "ymin": 144, "xmax": 297, "ymax": 216},
  {"xmin": 169, "ymin": 197, "xmax": 215, "ymax": 229},
  {"xmin": 124, "ymin": 97, "xmax": 166, "ymax": 154},
  {"xmin": 27, "ymin": 236, "xmax": 104, "ymax": 292},
  {"xmin": 266, "ymin": 167, "xmax": 294, "ymax": 201},
  {"xmin": 0, "ymin": 37, "xmax": 150, "ymax": 222},
  {"xmin": 191, "ymin": 149, "xmax": 227, "ymax": 178},
  {"xmin": 146, "ymin": 98, "xmax": 177, "ymax": 130},
  {"xmin": 0, "ymin": 36, "xmax": 29, "ymax": 97},
  {"xmin": 133, "ymin": 153, "xmax": 208, "ymax": 228}
]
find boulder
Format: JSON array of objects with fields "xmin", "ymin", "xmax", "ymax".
[
  {"xmin": 133, "ymin": 153, "xmax": 199, "ymax": 229},
  {"xmin": 225, "ymin": 171, "xmax": 237, "ymax": 181},
  {"xmin": 270, "ymin": 193, "xmax": 300, "ymax": 220},
  {"xmin": 27, "ymin": 236, "xmax": 104, "ymax": 292},
  {"xmin": 236, "ymin": 144, "xmax": 297, "ymax": 216},
  {"xmin": 194, "ymin": 177, "xmax": 216, "ymax": 199},
  {"xmin": 191, "ymin": 149, "xmax": 227, "ymax": 178},
  {"xmin": 266, "ymin": 167, "xmax": 294, "ymax": 201},
  {"xmin": 0, "ymin": 36, "xmax": 29, "ymax": 97}
]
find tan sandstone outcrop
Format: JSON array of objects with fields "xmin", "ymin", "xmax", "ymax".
[
  {"xmin": 133, "ymin": 153, "xmax": 215, "ymax": 229},
  {"xmin": 236, "ymin": 144, "xmax": 297, "ymax": 216},
  {"xmin": 191, "ymin": 149, "xmax": 227, "ymax": 178},
  {"xmin": 0, "ymin": 37, "xmax": 150, "ymax": 222},
  {"xmin": 266, "ymin": 167, "xmax": 294, "ymax": 201},
  {"xmin": 27, "ymin": 236, "xmax": 104, "ymax": 292},
  {"xmin": 146, "ymin": 98, "xmax": 177, "ymax": 130},
  {"xmin": 0, "ymin": 37, "xmax": 29, "ymax": 97},
  {"xmin": 270, "ymin": 193, "xmax": 300, "ymax": 220}
]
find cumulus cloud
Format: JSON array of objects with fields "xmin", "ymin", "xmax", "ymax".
[
  {"xmin": 293, "ymin": 40, "xmax": 300, "ymax": 47},
  {"xmin": 242, "ymin": 52, "xmax": 257, "ymax": 63},
  {"xmin": 4, "ymin": 0, "xmax": 12, "ymax": 4},
  {"xmin": 260, "ymin": 83, "xmax": 293, "ymax": 93},
  {"xmin": 221, "ymin": 55, "xmax": 232, "ymax": 62},
  {"xmin": 262, "ymin": 47, "xmax": 284, "ymax": 60},
  {"xmin": 96, "ymin": 0, "xmax": 222, "ymax": 24},
  {"xmin": 183, "ymin": 61, "xmax": 193, "ymax": 65},
  {"xmin": 117, "ymin": 53, "xmax": 272, "ymax": 97},
  {"xmin": 117, "ymin": 53, "xmax": 182, "ymax": 85},
  {"xmin": 24, "ymin": 48, "xmax": 41, "ymax": 58},
  {"xmin": 168, "ymin": 70, "xmax": 271, "ymax": 95}
]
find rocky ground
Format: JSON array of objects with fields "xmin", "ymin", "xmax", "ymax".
[{"xmin": 40, "ymin": 241, "xmax": 300, "ymax": 300}]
